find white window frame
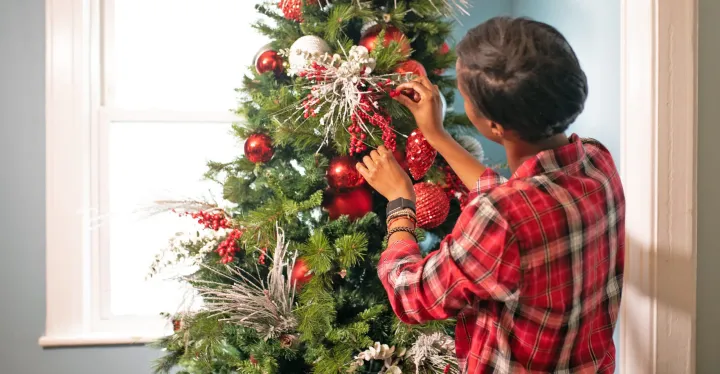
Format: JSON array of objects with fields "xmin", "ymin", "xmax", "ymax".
[
  {"xmin": 41, "ymin": 0, "xmax": 240, "ymax": 347},
  {"xmin": 42, "ymin": 2, "xmax": 700, "ymax": 374}
]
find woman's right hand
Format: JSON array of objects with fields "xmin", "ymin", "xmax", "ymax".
[{"xmin": 393, "ymin": 76, "xmax": 447, "ymax": 142}]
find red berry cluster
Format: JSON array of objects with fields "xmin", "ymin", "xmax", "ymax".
[
  {"xmin": 258, "ymin": 247, "xmax": 267, "ymax": 265},
  {"xmin": 443, "ymin": 165, "xmax": 470, "ymax": 209},
  {"xmin": 217, "ymin": 229, "xmax": 244, "ymax": 264},
  {"xmin": 180, "ymin": 210, "xmax": 230, "ymax": 231},
  {"xmin": 297, "ymin": 62, "xmax": 328, "ymax": 81},
  {"xmin": 349, "ymin": 80, "xmax": 396, "ymax": 155}
]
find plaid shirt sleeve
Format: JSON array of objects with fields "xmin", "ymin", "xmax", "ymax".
[{"xmin": 378, "ymin": 169, "xmax": 523, "ymax": 324}]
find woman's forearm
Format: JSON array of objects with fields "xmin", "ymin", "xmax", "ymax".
[{"xmin": 427, "ymin": 131, "xmax": 487, "ymax": 190}]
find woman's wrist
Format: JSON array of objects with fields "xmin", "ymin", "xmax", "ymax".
[
  {"xmin": 388, "ymin": 217, "xmax": 415, "ymax": 230},
  {"xmin": 423, "ymin": 128, "xmax": 453, "ymax": 147}
]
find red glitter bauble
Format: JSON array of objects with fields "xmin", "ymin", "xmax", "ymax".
[
  {"xmin": 394, "ymin": 59, "xmax": 427, "ymax": 78},
  {"xmin": 278, "ymin": 0, "xmax": 319, "ymax": 22},
  {"xmin": 327, "ymin": 156, "xmax": 365, "ymax": 190},
  {"xmin": 244, "ymin": 133, "xmax": 274, "ymax": 164},
  {"xmin": 291, "ymin": 258, "xmax": 313, "ymax": 287},
  {"xmin": 255, "ymin": 49, "xmax": 284, "ymax": 75},
  {"xmin": 414, "ymin": 182, "xmax": 450, "ymax": 229},
  {"xmin": 406, "ymin": 129, "xmax": 437, "ymax": 180},
  {"xmin": 324, "ymin": 188, "xmax": 373, "ymax": 221},
  {"xmin": 359, "ymin": 25, "xmax": 411, "ymax": 56}
]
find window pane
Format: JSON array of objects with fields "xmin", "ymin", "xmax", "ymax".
[
  {"xmin": 112, "ymin": 0, "xmax": 270, "ymax": 111},
  {"xmin": 107, "ymin": 122, "xmax": 240, "ymax": 316}
]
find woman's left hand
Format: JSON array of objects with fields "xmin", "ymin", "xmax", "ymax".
[{"xmin": 356, "ymin": 146, "xmax": 416, "ymax": 202}]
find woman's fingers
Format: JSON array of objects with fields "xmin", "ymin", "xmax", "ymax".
[
  {"xmin": 393, "ymin": 92, "xmax": 418, "ymax": 108},
  {"xmin": 416, "ymin": 75, "xmax": 435, "ymax": 90},
  {"xmin": 356, "ymin": 162, "xmax": 370, "ymax": 179},
  {"xmin": 396, "ymin": 81, "xmax": 431, "ymax": 97}
]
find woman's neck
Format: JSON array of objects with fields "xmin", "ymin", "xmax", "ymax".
[{"xmin": 504, "ymin": 133, "xmax": 570, "ymax": 173}]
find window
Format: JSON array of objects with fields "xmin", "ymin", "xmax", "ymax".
[{"xmin": 42, "ymin": 0, "xmax": 268, "ymax": 346}]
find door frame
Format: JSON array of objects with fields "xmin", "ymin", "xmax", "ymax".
[{"xmin": 619, "ymin": 0, "xmax": 697, "ymax": 373}]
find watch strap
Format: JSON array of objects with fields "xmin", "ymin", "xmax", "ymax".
[{"xmin": 386, "ymin": 197, "xmax": 416, "ymax": 216}]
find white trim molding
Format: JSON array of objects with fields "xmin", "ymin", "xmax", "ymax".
[
  {"xmin": 43, "ymin": 0, "xmax": 94, "ymax": 347},
  {"xmin": 619, "ymin": 0, "xmax": 697, "ymax": 373}
]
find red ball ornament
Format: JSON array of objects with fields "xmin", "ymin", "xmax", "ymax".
[
  {"xmin": 327, "ymin": 156, "xmax": 365, "ymax": 190},
  {"xmin": 359, "ymin": 25, "xmax": 411, "ymax": 56},
  {"xmin": 244, "ymin": 133, "xmax": 274, "ymax": 164},
  {"xmin": 291, "ymin": 258, "xmax": 313, "ymax": 287},
  {"xmin": 406, "ymin": 129, "xmax": 437, "ymax": 180},
  {"xmin": 255, "ymin": 49, "xmax": 284, "ymax": 75},
  {"xmin": 324, "ymin": 188, "xmax": 373, "ymax": 221},
  {"xmin": 278, "ymin": 0, "xmax": 319, "ymax": 22},
  {"xmin": 394, "ymin": 59, "xmax": 427, "ymax": 78},
  {"xmin": 414, "ymin": 182, "xmax": 450, "ymax": 229},
  {"xmin": 439, "ymin": 42, "xmax": 450, "ymax": 55}
]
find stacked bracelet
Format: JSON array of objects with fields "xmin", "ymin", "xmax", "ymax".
[
  {"xmin": 385, "ymin": 226, "xmax": 417, "ymax": 242},
  {"xmin": 386, "ymin": 198, "xmax": 416, "ymax": 216},
  {"xmin": 386, "ymin": 208, "xmax": 417, "ymax": 227}
]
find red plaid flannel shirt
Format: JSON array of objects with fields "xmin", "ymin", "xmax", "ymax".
[{"xmin": 378, "ymin": 135, "xmax": 624, "ymax": 373}]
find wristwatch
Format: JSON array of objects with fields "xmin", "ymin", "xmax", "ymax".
[{"xmin": 386, "ymin": 197, "xmax": 416, "ymax": 216}]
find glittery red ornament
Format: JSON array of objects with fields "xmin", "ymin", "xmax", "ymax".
[
  {"xmin": 394, "ymin": 59, "xmax": 427, "ymax": 77},
  {"xmin": 244, "ymin": 133, "xmax": 274, "ymax": 164},
  {"xmin": 359, "ymin": 25, "xmax": 411, "ymax": 56},
  {"xmin": 278, "ymin": 0, "xmax": 319, "ymax": 22},
  {"xmin": 255, "ymin": 49, "xmax": 284, "ymax": 75},
  {"xmin": 327, "ymin": 156, "xmax": 365, "ymax": 190},
  {"xmin": 406, "ymin": 129, "xmax": 437, "ymax": 180},
  {"xmin": 414, "ymin": 182, "xmax": 450, "ymax": 229},
  {"xmin": 291, "ymin": 258, "xmax": 313, "ymax": 287},
  {"xmin": 324, "ymin": 188, "xmax": 373, "ymax": 221}
]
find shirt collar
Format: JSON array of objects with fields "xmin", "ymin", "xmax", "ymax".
[{"xmin": 510, "ymin": 134, "xmax": 585, "ymax": 180}]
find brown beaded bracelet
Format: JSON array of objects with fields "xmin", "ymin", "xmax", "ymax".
[
  {"xmin": 385, "ymin": 226, "xmax": 417, "ymax": 242},
  {"xmin": 387, "ymin": 216, "xmax": 416, "ymax": 230},
  {"xmin": 386, "ymin": 208, "xmax": 416, "ymax": 226}
]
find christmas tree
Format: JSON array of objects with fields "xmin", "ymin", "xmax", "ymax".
[{"xmin": 150, "ymin": 1, "xmax": 491, "ymax": 373}]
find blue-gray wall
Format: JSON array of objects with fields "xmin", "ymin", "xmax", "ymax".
[
  {"xmin": 512, "ymin": 0, "xmax": 621, "ymax": 160},
  {"xmin": 697, "ymin": 0, "xmax": 720, "ymax": 372}
]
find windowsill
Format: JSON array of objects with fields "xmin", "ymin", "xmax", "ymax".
[{"xmin": 38, "ymin": 333, "xmax": 167, "ymax": 348}]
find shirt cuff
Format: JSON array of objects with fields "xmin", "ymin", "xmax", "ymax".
[
  {"xmin": 467, "ymin": 168, "xmax": 508, "ymax": 201},
  {"xmin": 379, "ymin": 240, "xmax": 422, "ymax": 272}
]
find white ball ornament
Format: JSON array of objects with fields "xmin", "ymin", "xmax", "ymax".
[
  {"xmin": 439, "ymin": 91, "xmax": 447, "ymax": 121},
  {"xmin": 360, "ymin": 20, "xmax": 378, "ymax": 36},
  {"xmin": 288, "ymin": 35, "xmax": 331, "ymax": 74}
]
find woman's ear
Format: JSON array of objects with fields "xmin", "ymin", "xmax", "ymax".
[{"xmin": 490, "ymin": 122, "xmax": 505, "ymax": 138}]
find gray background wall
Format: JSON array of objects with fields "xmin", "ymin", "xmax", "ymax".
[
  {"xmin": 1, "ymin": 0, "xmax": 684, "ymax": 373},
  {"xmin": 696, "ymin": 0, "xmax": 719, "ymax": 372}
]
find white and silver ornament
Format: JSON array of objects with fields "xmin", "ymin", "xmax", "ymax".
[
  {"xmin": 439, "ymin": 91, "xmax": 447, "ymax": 121},
  {"xmin": 286, "ymin": 35, "xmax": 331, "ymax": 75}
]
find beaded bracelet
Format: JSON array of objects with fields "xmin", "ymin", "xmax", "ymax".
[
  {"xmin": 386, "ymin": 208, "xmax": 416, "ymax": 226},
  {"xmin": 385, "ymin": 226, "xmax": 417, "ymax": 242},
  {"xmin": 387, "ymin": 216, "xmax": 416, "ymax": 229}
]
